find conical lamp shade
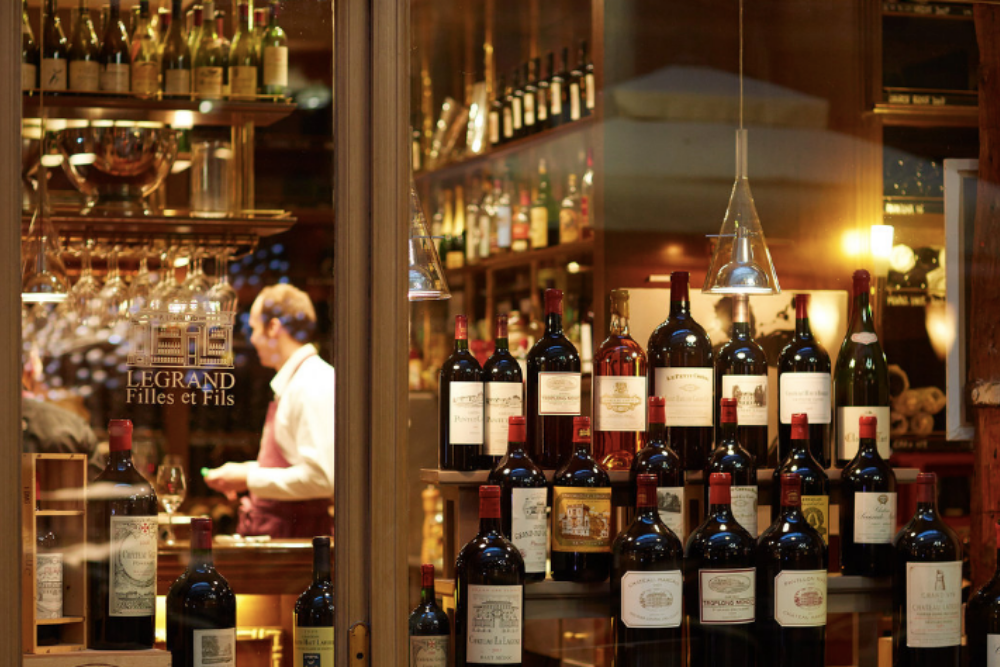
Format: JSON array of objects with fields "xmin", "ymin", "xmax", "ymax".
[
  {"xmin": 408, "ymin": 171, "xmax": 451, "ymax": 301},
  {"xmin": 703, "ymin": 129, "xmax": 780, "ymax": 295},
  {"xmin": 22, "ymin": 162, "xmax": 69, "ymax": 304}
]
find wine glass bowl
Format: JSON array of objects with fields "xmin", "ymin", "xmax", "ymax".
[{"xmin": 156, "ymin": 459, "xmax": 188, "ymax": 545}]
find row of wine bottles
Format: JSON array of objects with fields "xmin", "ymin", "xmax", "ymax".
[
  {"xmin": 439, "ymin": 269, "xmax": 889, "ymax": 474},
  {"xmin": 22, "ymin": 0, "xmax": 288, "ymax": 99}
]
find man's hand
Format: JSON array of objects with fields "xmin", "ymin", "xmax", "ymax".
[{"xmin": 204, "ymin": 462, "xmax": 251, "ymax": 502}]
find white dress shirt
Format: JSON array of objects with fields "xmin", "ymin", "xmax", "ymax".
[{"xmin": 246, "ymin": 344, "xmax": 336, "ymax": 501}]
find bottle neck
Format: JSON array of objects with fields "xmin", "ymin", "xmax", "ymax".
[
  {"xmin": 107, "ymin": 448, "xmax": 134, "ymax": 470},
  {"xmin": 789, "ymin": 437, "xmax": 811, "ymax": 459},
  {"xmin": 189, "ymin": 546, "xmax": 214, "ymax": 569},
  {"xmin": 545, "ymin": 312, "xmax": 563, "ymax": 337},
  {"xmin": 610, "ymin": 311, "xmax": 629, "ymax": 336},
  {"xmin": 795, "ymin": 316, "xmax": 813, "ymax": 338},
  {"xmin": 494, "ymin": 336, "xmax": 509, "ymax": 353},
  {"xmin": 669, "ymin": 299, "xmax": 690, "ymax": 317},
  {"xmin": 479, "ymin": 516, "xmax": 502, "ymax": 535},
  {"xmin": 313, "ymin": 543, "xmax": 332, "ymax": 582},
  {"xmin": 505, "ymin": 439, "xmax": 528, "ymax": 457},
  {"xmin": 851, "ymin": 290, "xmax": 875, "ymax": 332},
  {"xmin": 172, "ymin": 0, "xmax": 181, "ymax": 20},
  {"xmin": 859, "ymin": 436, "xmax": 879, "ymax": 455},
  {"xmin": 778, "ymin": 504, "xmax": 805, "ymax": 522},
  {"xmin": 648, "ymin": 422, "xmax": 666, "ymax": 445},
  {"xmin": 720, "ymin": 421, "xmax": 737, "ymax": 443},
  {"xmin": 454, "ymin": 337, "xmax": 468, "ymax": 353},
  {"xmin": 420, "ymin": 582, "xmax": 436, "ymax": 606}
]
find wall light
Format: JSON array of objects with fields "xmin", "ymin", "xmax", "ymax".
[{"xmin": 870, "ymin": 225, "xmax": 895, "ymax": 276}]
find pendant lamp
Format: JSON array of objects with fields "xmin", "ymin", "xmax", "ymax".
[
  {"xmin": 407, "ymin": 167, "xmax": 451, "ymax": 301},
  {"xmin": 22, "ymin": 146, "xmax": 69, "ymax": 303}
]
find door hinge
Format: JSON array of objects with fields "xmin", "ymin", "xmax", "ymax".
[{"xmin": 349, "ymin": 622, "xmax": 370, "ymax": 666}]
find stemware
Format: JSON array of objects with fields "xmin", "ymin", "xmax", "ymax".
[
  {"xmin": 68, "ymin": 241, "xmax": 103, "ymax": 326},
  {"xmin": 207, "ymin": 248, "xmax": 238, "ymax": 314},
  {"xmin": 97, "ymin": 246, "xmax": 130, "ymax": 327},
  {"xmin": 155, "ymin": 456, "xmax": 188, "ymax": 546},
  {"xmin": 126, "ymin": 249, "xmax": 156, "ymax": 316},
  {"xmin": 148, "ymin": 247, "xmax": 182, "ymax": 312}
]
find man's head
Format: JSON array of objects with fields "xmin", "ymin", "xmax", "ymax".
[{"xmin": 249, "ymin": 284, "xmax": 318, "ymax": 369}]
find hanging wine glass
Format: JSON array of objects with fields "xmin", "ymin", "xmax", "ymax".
[
  {"xmin": 175, "ymin": 248, "xmax": 212, "ymax": 313},
  {"xmin": 97, "ymin": 246, "xmax": 130, "ymax": 327},
  {"xmin": 207, "ymin": 248, "xmax": 238, "ymax": 314},
  {"xmin": 68, "ymin": 241, "xmax": 103, "ymax": 326},
  {"xmin": 149, "ymin": 247, "xmax": 182, "ymax": 312},
  {"xmin": 127, "ymin": 248, "xmax": 156, "ymax": 316}
]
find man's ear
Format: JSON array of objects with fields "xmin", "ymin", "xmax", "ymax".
[{"xmin": 265, "ymin": 317, "xmax": 283, "ymax": 338}]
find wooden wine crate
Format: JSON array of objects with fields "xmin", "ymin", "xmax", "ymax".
[
  {"xmin": 21, "ymin": 454, "xmax": 88, "ymax": 654},
  {"xmin": 22, "ymin": 649, "xmax": 172, "ymax": 667}
]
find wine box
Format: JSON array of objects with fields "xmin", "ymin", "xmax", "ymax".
[
  {"xmin": 21, "ymin": 454, "xmax": 88, "ymax": 654},
  {"xmin": 22, "ymin": 649, "xmax": 172, "ymax": 667}
]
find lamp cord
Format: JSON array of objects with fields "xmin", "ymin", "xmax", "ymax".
[{"xmin": 739, "ymin": 0, "xmax": 744, "ymax": 130}]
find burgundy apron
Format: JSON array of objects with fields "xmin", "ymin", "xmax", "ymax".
[{"xmin": 238, "ymin": 352, "xmax": 333, "ymax": 539}]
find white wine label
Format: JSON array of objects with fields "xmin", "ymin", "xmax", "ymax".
[
  {"xmin": 263, "ymin": 46, "xmax": 289, "ymax": 87},
  {"xmin": 69, "ymin": 60, "xmax": 100, "ymax": 91},
  {"xmin": 837, "ymin": 406, "xmax": 891, "ymax": 460},
  {"xmin": 524, "ymin": 94, "xmax": 535, "ymax": 126},
  {"xmin": 595, "ymin": 376, "xmax": 646, "ymax": 432},
  {"xmin": 409, "ymin": 635, "xmax": 447, "ymax": 667},
  {"xmin": 550, "ymin": 80, "xmax": 563, "ymax": 115},
  {"xmin": 466, "ymin": 584, "xmax": 522, "ymax": 663},
  {"xmin": 552, "ymin": 486, "xmax": 612, "ymax": 552},
  {"xmin": 853, "ymin": 491, "xmax": 897, "ymax": 544},
  {"xmin": 537, "ymin": 90, "xmax": 548, "ymax": 121},
  {"xmin": 41, "ymin": 59, "xmax": 68, "ymax": 90},
  {"xmin": 559, "ymin": 208, "xmax": 579, "ymax": 244},
  {"xmin": 484, "ymin": 382, "xmax": 522, "ymax": 456},
  {"xmin": 295, "ymin": 626, "xmax": 335, "ymax": 666},
  {"xmin": 699, "ymin": 568, "xmax": 755, "ymax": 624},
  {"xmin": 108, "ymin": 515, "xmax": 157, "ymax": 617},
  {"xmin": 449, "ymin": 381, "xmax": 484, "ymax": 446},
  {"xmin": 36, "ymin": 552, "xmax": 63, "ymax": 619},
  {"xmin": 511, "ymin": 487, "xmax": 547, "ymax": 574},
  {"xmin": 193, "ymin": 627, "xmax": 236, "ymax": 667},
  {"xmin": 512, "ymin": 97, "xmax": 523, "ymax": 130},
  {"xmin": 774, "ymin": 570, "xmax": 827, "ymax": 627},
  {"xmin": 195, "ymin": 67, "xmax": 224, "ymax": 96},
  {"xmin": 502, "ymin": 107, "xmax": 513, "ymax": 139},
  {"xmin": 801, "ymin": 495, "xmax": 830, "ymax": 545},
  {"xmin": 851, "ymin": 332, "xmax": 878, "ymax": 345},
  {"xmin": 620, "ymin": 570, "xmax": 683, "ymax": 628},
  {"xmin": 529, "ymin": 207, "xmax": 548, "ymax": 249},
  {"xmin": 657, "ymin": 486, "xmax": 685, "ymax": 538},
  {"xmin": 906, "ymin": 561, "xmax": 962, "ymax": 648},
  {"xmin": 537, "ymin": 372, "xmax": 581, "ymax": 415},
  {"xmin": 570, "ymin": 82, "xmax": 581, "ymax": 121},
  {"xmin": 779, "ymin": 372, "xmax": 831, "ymax": 424},
  {"xmin": 494, "ymin": 205, "xmax": 513, "ymax": 248},
  {"xmin": 722, "ymin": 375, "xmax": 769, "ymax": 426},
  {"xmin": 132, "ymin": 61, "xmax": 159, "ymax": 95},
  {"xmin": 488, "ymin": 111, "xmax": 500, "ymax": 144},
  {"xmin": 22, "ymin": 63, "xmax": 36, "ymax": 90},
  {"xmin": 655, "ymin": 367, "xmax": 714, "ymax": 427},
  {"xmin": 230, "ymin": 66, "xmax": 259, "ymax": 98},
  {"xmin": 101, "ymin": 63, "xmax": 130, "ymax": 93},
  {"xmin": 731, "ymin": 486, "xmax": 758, "ymax": 536},
  {"xmin": 586, "ymin": 72, "xmax": 596, "ymax": 109},
  {"xmin": 988, "ymin": 635, "xmax": 1000, "ymax": 666},
  {"xmin": 165, "ymin": 69, "xmax": 192, "ymax": 95}
]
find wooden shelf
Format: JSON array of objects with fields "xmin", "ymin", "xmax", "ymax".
[
  {"xmin": 34, "ymin": 617, "xmax": 83, "ymax": 626},
  {"xmin": 872, "ymin": 103, "xmax": 978, "ymax": 128},
  {"xmin": 446, "ymin": 238, "xmax": 594, "ymax": 278},
  {"xmin": 34, "ymin": 511, "xmax": 83, "ymax": 517},
  {"xmin": 23, "ymin": 649, "xmax": 171, "ymax": 666}
]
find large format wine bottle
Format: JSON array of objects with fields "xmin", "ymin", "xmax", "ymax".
[
  {"xmin": 705, "ymin": 398, "xmax": 758, "ymax": 536},
  {"xmin": 260, "ymin": 1, "xmax": 288, "ymax": 97},
  {"xmin": 68, "ymin": 0, "xmax": 100, "ymax": 92},
  {"xmin": 892, "ymin": 473, "xmax": 962, "ymax": 667},
  {"xmin": 42, "ymin": 0, "xmax": 69, "ymax": 91},
  {"xmin": 777, "ymin": 294, "xmax": 831, "ymax": 466},
  {"xmin": 772, "ymin": 413, "xmax": 830, "ymax": 544},
  {"xmin": 160, "ymin": 0, "xmax": 190, "ymax": 96},
  {"xmin": 409, "ymin": 564, "xmax": 449, "ymax": 667},
  {"xmin": 647, "ymin": 271, "xmax": 714, "ymax": 471},
  {"xmin": 840, "ymin": 415, "xmax": 897, "ymax": 576},
  {"xmin": 715, "ymin": 294, "xmax": 769, "ymax": 464},
  {"xmin": 36, "ymin": 492, "xmax": 62, "ymax": 647},
  {"xmin": 294, "ymin": 536, "xmax": 335, "ymax": 666},
  {"xmin": 526, "ymin": 289, "xmax": 581, "ymax": 469},
  {"xmin": 166, "ymin": 518, "xmax": 237, "ymax": 667},
  {"xmin": 455, "ymin": 485, "xmax": 525, "ymax": 666},
  {"xmin": 439, "ymin": 315, "xmax": 484, "ymax": 470},
  {"xmin": 193, "ymin": 0, "xmax": 223, "ymax": 97},
  {"xmin": 965, "ymin": 521, "xmax": 1000, "ymax": 667},
  {"xmin": 483, "ymin": 315, "xmax": 524, "ymax": 468},
  {"xmin": 834, "ymin": 269, "xmax": 890, "ymax": 466},
  {"xmin": 630, "ymin": 397, "xmax": 685, "ymax": 539},
  {"xmin": 98, "ymin": 0, "xmax": 130, "ymax": 93},
  {"xmin": 611, "ymin": 473, "xmax": 684, "ymax": 667},
  {"xmin": 551, "ymin": 417, "xmax": 612, "ymax": 583},
  {"xmin": 130, "ymin": 0, "xmax": 159, "ymax": 96},
  {"xmin": 87, "ymin": 420, "xmax": 157, "ymax": 649},
  {"xmin": 594, "ymin": 289, "xmax": 648, "ymax": 471},
  {"xmin": 756, "ymin": 474, "xmax": 827, "ymax": 667},
  {"xmin": 684, "ymin": 473, "xmax": 756, "ymax": 667}
]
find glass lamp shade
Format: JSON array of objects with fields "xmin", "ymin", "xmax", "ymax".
[
  {"xmin": 703, "ymin": 129, "xmax": 780, "ymax": 295},
  {"xmin": 22, "ymin": 171, "xmax": 69, "ymax": 304},
  {"xmin": 408, "ymin": 173, "xmax": 451, "ymax": 301}
]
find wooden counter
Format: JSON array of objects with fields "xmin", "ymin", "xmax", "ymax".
[{"xmin": 157, "ymin": 539, "xmax": 315, "ymax": 596}]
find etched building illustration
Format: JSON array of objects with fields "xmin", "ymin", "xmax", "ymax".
[
  {"xmin": 472, "ymin": 600, "xmax": 520, "ymax": 630},
  {"xmin": 128, "ymin": 309, "xmax": 235, "ymax": 369}
]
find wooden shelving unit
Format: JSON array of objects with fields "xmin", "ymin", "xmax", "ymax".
[{"xmin": 872, "ymin": 103, "xmax": 978, "ymax": 128}]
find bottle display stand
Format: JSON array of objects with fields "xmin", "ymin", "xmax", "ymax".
[{"xmin": 22, "ymin": 649, "xmax": 172, "ymax": 667}]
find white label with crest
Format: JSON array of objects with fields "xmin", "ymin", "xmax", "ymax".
[
  {"xmin": 620, "ymin": 570, "xmax": 683, "ymax": 628},
  {"xmin": 657, "ymin": 486, "xmax": 686, "ymax": 538},
  {"xmin": 699, "ymin": 568, "xmax": 755, "ymax": 624},
  {"xmin": 853, "ymin": 491, "xmax": 897, "ymax": 544},
  {"xmin": 906, "ymin": 561, "xmax": 961, "ymax": 648},
  {"xmin": 484, "ymin": 382, "xmax": 523, "ymax": 456},
  {"xmin": 537, "ymin": 372, "xmax": 581, "ymax": 415},
  {"xmin": 449, "ymin": 382, "xmax": 483, "ymax": 445},
  {"xmin": 774, "ymin": 570, "xmax": 827, "ymax": 627},
  {"xmin": 722, "ymin": 375, "xmax": 768, "ymax": 426},
  {"xmin": 466, "ymin": 584, "xmax": 522, "ymax": 663},
  {"xmin": 594, "ymin": 376, "xmax": 646, "ymax": 432},
  {"xmin": 511, "ymin": 487, "xmax": 547, "ymax": 574},
  {"xmin": 779, "ymin": 372, "xmax": 831, "ymax": 424},
  {"xmin": 730, "ymin": 486, "xmax": 758, "ymax": 536},
  {"xmin": 655, "ymin": 367, "xmax": 713, "ymax": 427}
]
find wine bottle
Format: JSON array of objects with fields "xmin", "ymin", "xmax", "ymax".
[
  {"xmin": 630, "ymin": 397, "xmax": 685, "ymax": 538},
  {"xmin": 488, "ymin": 75, "xmax": 503, "ymax": 147},
  {"xmin": 511, "ymin": 68, "xmax": 524, "ymax": 140},
  {"xmin": 582, "ymin": 40, "xmax": 595, "ymax": 114},
  {"xmin": 551, "ymin": 417, "xmax": 612, "ymax": 582},
  {"xmin": 260, "ymin": 1, "xmax": 288, "ymax": 97},
  {"xmin": 23, "ymin": 0, "xmax": 40, "ymax": 91},
  {"xmin": 42, "ymin": 0, "xmax": 70, "ymax": 92},
  {"xmin": 487, "ymin": 416, "xmax": 547, "ymax": 584},
  {"xmin": 756, "ymin": 474, "xmax": 827, "ymax": 667},
  {"xmin": 892, "ymin": 473, "xmax": 962, "ymax": 667},
  {"xmin": 772, "ymin": 413, "xmax": 830, "ymax": 544},
  {"xmin": 834, "ymin": 269, "xmax": 890, "ymax": 466},
  {"xmin": 559, "ymin": 173, "xmax": 581, "ymax": 244},
  {"xmin": 500, "ymin": 75, "xmax": 514, "ymax": 144},
  {"xmin": 493, "ymin": 176, "xmax": 512, "ymax": 253},
  {"xmin": 130, "ymin": 0, "xmax": 159, "ymax": 96},
  {"xmin": 294, "ymin": 536, "xmax": 335, "ymax": 667},
  {"xmin": 647, "ymin": 271, "xmax": 714, "ymax": 471},
  {"xmin": 166, "ymin": 518, "xmax": 236, "ymax": 667},
  {"xmin": 777, "ymin": 294, "xmax": 831, "ymax": 466},
  {"xmin": 526, "ymin": 288, "xmax": 581, "ymax": 469},
  {"xmin": 533, "ymin": 56, "xmax": 549, "ymax": 128},
  {"xmin": 840, "ymin": 415, "xmax": 897, "ymax": 576},
  {"xmin": 611, "ymin": 473, "xmax": 684, "ymax": 666},
  {"xmin": 544, "ymin": 52, "xmax": 559, "ymax": 129},
  {"xmin": 512, "ymin": 189, "xmax": 530, "ymax": 253},
  {"xmin": 409, "ymin": 564, "xmax": 449, "ymax": 667},
  {"xmin": 685, "ymin": 472, "xmax": 756, "ymax": 667},
  {"xmin": 555, "ymin": 47, "xmax": 571, "ymax": 125},
  {"xmin": 187, "ymin": 4, "xmax": 203, "ymax": 65},
  {"xmin": 594, "ymin": 289, "xmax": 648, "ymax": 471},
  {"xmin": 438, "ymin": 315, "xmax": 484, "ymax": 471},
  {"xmin": 160, "ymin": 0, "xmax": 190, "ymax": 96},
  {"xmin": 568, "ymin": 45, "xmax": 583, "ymax": 122},
  {"xmin": 214, "ymin": 10, "xmax": 230, "ymax": 96},
  {"xmin": 522, "ymin": 62, "xmax": 537, "ymax": 135},
  {"xmin": 87, "ymin": 419, "xmax": 157, "ymax": 649},
  {"xmin": 36, "ymin": 484, "xmax": 63, "ymax": 647},
  {"xmin": 475, "ymin": 177, "xmax": 493, "ymax": 261},
  {"xmin": 715, "ymin": 294, "xmax": 769, "ymax": 464},
  {"xmin": 528, "ymin": 160, "xmax": 551, "ymax": 250},
  {"xmin": 483, "ymin": 315, "xmax": 524, "ymax": 467},
  {"xmin": 705, "ymin": 398, "xmax": 758, "ymax": 536},
  {"xmin": 580, "ymin": 148, "xmax": 594, "ymax": 239},
  {"xmin": 193, "ymin": 0, "xmax": 223, "ymax": 97},
  {"xmin": 965, "ymin": 521, "xmax": 1000, "ymax": 667},
  {"xmin": 454, "ymin": 485, "xmax": 525, "ymax": 666},
  {"xmin": 228, "ymin": 2, "xmax": 257, "ymax": 99},
  {"xmin": 68, "ymin": 0, "xmax": 100, "ymax": 92},
  {"xmin": 99, "ymin": 0, "xmax": 130, "ymax": 93}
]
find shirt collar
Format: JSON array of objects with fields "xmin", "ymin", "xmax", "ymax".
[{"xmin": 270, "ymin": 344, "xmax": 317, "ymax": 398}]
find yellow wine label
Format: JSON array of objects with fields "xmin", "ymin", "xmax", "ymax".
[
  {"xmin": 294, "ymin": 626, "xmax": 334, "ymax": 667},
  {"xmin": 552, "ymin": 486, "xmax": 612, "ymax": 553},
  {"xmin": 801, "ymin": 495, "xmax": 829, "ymax": 545}
]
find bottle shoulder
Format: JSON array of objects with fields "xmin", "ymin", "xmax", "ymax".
[
  {"xmin": 554, "ymin": 456, "xmax": 611, "ymax": 485},
  {"xmin": 685, "ymin": 516, "xmax": 756, "ymax": 559},
  {"xmin": 488, "ymin": 458, "xmax": 546, "ymax": 486},
  {"xmin": 893, "ymin": 515, "xmax": 962, "ymax": 557},
  {"xmin": 778, "ymin": 337, "xmax": 831, "ymax": 371},
  {"xmin": 456, "ymin": 533, "xmax": 524, "ymax": 573},
  {"xmin": 757, "ymin": 518, "xmax": 826, "ymax": 556},
  {"xmin": 707, "ymin": 444, "xmax": 757, "ymax": 473},
  {"xmin": 631, "ymin": 445, "xmax": 681, "ymax": 476},
  {"xmin": 483, "ymin": 351, "xmax": 522, "ymax": 379},
  {"xmin": 842, "ymin": 455, "xmax": 896, "ymax": 487},
  {"xmin": 648, "ymin": 313, "xmax": 711, "ymax": 348},
  {"xmin": 440, "ymin": 351, "xmax": 483, "ymax": 378},
  {"xmin": 527, "ymin": 336, "xmax": 580, "ymax": 365},
  {"xmin": 615, "ymin": 517, "xmax": 683, "ymax": 557}
]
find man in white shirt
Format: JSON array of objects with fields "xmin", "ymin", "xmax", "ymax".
[{"xmin": 205, "ymin": 284, "xmax": 335, "ymax": 538}]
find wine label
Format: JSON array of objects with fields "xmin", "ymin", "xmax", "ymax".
[
  {"xmin": 852, "ymin": 332, "xmax": 878, "ymax": 345},
  {"xmin": 132, "ymin": 61, "xmax": 159, "ymax": 95},
  {"xmin": 570, "ymin": 82, "xmax": 581, "ymax": 120},
  {"xmin": 488, "ymin": 111, "xmax": 500, "ymax": 144},
  {"xmin": 295, "ymin": 626, "xmax": 335, "ymax": 666},
  {"xmin": 853, "ymin": 491, "xmax": 897, "ymax": 544},
  {"xmin": 409, "ymin": 635, "xmax": 447, "ymax": 667},
  {"xmin": 988, "ymin": 635, "xmax": 1000, "ymax": 666},
  {"xmin": 801, "ymin": 495, "xmax": 830, "ymax": 545},
  {"xmin": 466, "ymin": 584, "xmax": 523, "ymax": 664},
  {"xmin": 41, "ymin": 59, "xmax": 68, "ymax": 90},
  {"xmin": 230, "ymin": 65, "xmax": 259, "ymax": 98},
  {"xmin": 524, "ymin": 93, "xmax": 535, "ymax": 126},
  {"xmin": 906, "ymin": 561, "xmax": 962, "ymax": 648},
  {"xmin": 101, "ymin": 63, "xmax": 130, "ymax": 93},
  {"xmin": 448, "ymin": 381, "xmax": 484, "ymax": 446},
  {"xmin": 512, "ymin": 97, "xmax": 523, "ymax": 130},
  {"xmin": 837, "ymin": 406, "xmax": 891, "ymax": 460},
  {"xmin": 495, "ymin": 205, "xmax": 513, "ymax": 248},
  {"xmin": 779, "ymin": 372, "xmax": 831, "ymax": 424},
  {"xmin": 657, "ymin": 486, "xmax": 685, "ymax": 538},
  {"xmin": 550, "ymin": 81, "xmax": 563, "ymax": 115},
  {"xmin": 511, "ymin": 487, "xmax": 547, "ymax": 574},
  {"xmin": 721, "ymin": 374, "xmax": 769, "ymax": 426},
  {"xmin": 36, "ymin": 552, "xmax": 63, "ymax": 619},
  {"xmin": 108, "ymin": 515, "xmax": 157, "ymax": 617},
  {"xmin": 165, "ymin": 69, "xmax": 192, "ymax": 95},
  {"xmin": 620, "ymin": 570, "xmax": 683, "ymax": 628},
  {"xmin": 559, "ymin": 208, "xmax": 579, "ymax": 244},
  {"xmin": 22, "ymin": 63, "xmax": 37, "ymax": 90},
  {"xmin": 193, "ymin": 627, "xmax": 236, "ymax": 667},
  {"xmin": 699, "ymin": 568, "xmax": 755, "ymax": 624},
  {"xmin": 70, "ymin": 60, "xmax": 100, "ymax": 91},
  {"xmin": 537, "ymin": 89, "xmax": 548, "ymax": 121},
  {"xmin": 263, "ymin": 46, "xmax": 289, "ymax": 87},
  {"xmin": 478, "ymin": 213, "xmax": 491, "ymax": 258},
  {"xmin": 552, "ymin": 486, "xmax": 612, "ymax": 553},
  {"xmin": 529, "ymin": 207, "xmax": 548, "ymax": 249},
  {"xmin": 594, "ymin": 376, "xmax": 646, "ymax": 432},
  {"xmin": 731, "ymin": 486, "xmax": 758, "ymax": 536},
  {"xmin": 537, "ymin": 372, "xmax": 581, "ymax": 415},
  {"xmin": 774, "ymin": 570, "xmax": 827, "ymax": 627},
  {"xmin": 586, "ymin": 72, "xmax": 596, "ymax": 109},
  {"xmin": 655, "ymin": 367, "xmax": 714, "ymax": 427},
  {"xmin": 484, "ymin": 382, "xmax": 523, "ymax": 456},
  {"xmin": 196, "ymin": 66, "xmax": 224, "ymax": 96},
  {"xmin": 502, "ymin": 107, "xmax": 513, "ymax": 139}
]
